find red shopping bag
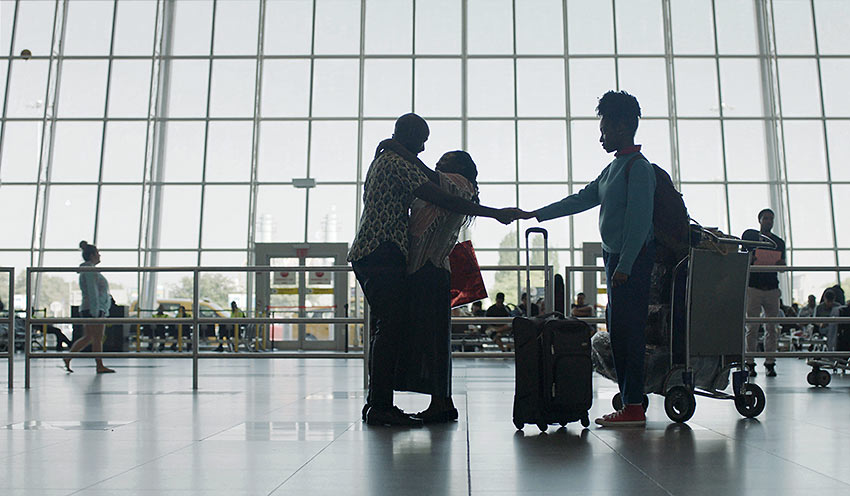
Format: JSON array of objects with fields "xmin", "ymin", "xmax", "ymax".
[{"xmin": 448, "ymin": 241, "xmax": 488, "ymax": 308}]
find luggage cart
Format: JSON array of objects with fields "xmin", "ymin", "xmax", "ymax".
[
  {"xmin": 805, "ymin": 357, "xmax": 850, "ymax": 387},
  {"xmin": 611, "ymin": 228, "xmax": 774, "ymax": 423}
]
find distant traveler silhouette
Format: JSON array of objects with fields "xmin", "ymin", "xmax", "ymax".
[
  {"xmin": 65, "ymin": 241, "xmax": 115, "ymax": 374},
  {"xmin": 350, "ymin": 113, "xmax": 513, "ymax": 426}
]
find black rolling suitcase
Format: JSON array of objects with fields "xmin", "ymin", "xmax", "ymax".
[{"xmin": 512, "ymin": 228, "xmax": 593, "ymax": 431}]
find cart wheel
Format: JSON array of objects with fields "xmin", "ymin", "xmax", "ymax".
[
  {"xmin": 612, "ymin": 393, "xmax": 649, "ymax": 412},
  {"xmin": 664, "ymin": 386, "xmax": 696, "ymax": 423},
  {"xmin": 817, "ymin": 369, "xmax": 831, "ymax": 387},
  {"xmin": 513, "ymin": 419, "xmax": 524, "ymax": 430},
  {"xmin": 580, "ymin": 416, "xmax": 590, "ymax": 428},
  {"xmin": 734, "ymin": 383, "xmax": 766, "ymax": 418},
  {"xmin": 807, "ymin": 371, "xmax": 817, "ymax": 386},
  {"xmin": 537, "ymin": 423, "xmax": 548, "ymax": 432}
]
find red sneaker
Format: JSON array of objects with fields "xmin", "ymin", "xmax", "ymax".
[{"xmin": 594, "ymin": 404, "xmax": 646, "ymax": 427}]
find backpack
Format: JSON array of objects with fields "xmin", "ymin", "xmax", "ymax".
[{"xmin": 625, "ymin": 154, "xmax": 690, "ymax": 266}]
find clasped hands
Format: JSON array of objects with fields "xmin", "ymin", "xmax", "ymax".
[{"xmin": 494, "ymin": 207, "xmax": 535, "ymax": 225}]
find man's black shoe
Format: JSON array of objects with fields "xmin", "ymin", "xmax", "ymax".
[
  {"xmin": 766, "ymin": 364, "xmax": 777, "ymax": 377},
  {"xmin": 414, "ymin": 408, "xmax": 459, "ymax": 424},
  {"xmin": 365, "ymin": 406, "xmax": 423, "ymax": 427},
  {"xmin": 746, "ymin": 363, "xmax": 757, "ymax": 378}
]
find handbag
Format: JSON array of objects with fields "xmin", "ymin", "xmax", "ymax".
[{"xmin": 448, "ymin": 240, "xmax": 488, "ymax": 308}]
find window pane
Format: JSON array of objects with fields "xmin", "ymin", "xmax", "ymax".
[
  {"xmin": 213, "ymin": 0, "xmax": 259, "ymax": 55},
  {"xmin": 255, "ymin": 186, "xmax": 306, "ymax": 243},
  {"xmin": 470, "ymin": 185, "xmax": 516, "ymax": 248},
  {"xmin": 832, "ymin": 185, "xmax": 850, "ymax": 248},
  {"xmin": 264, "ymin": 0, "xmax": 312, "ymax": 55},
  {"xmin": 571, "ymin": 183, "xmax": 602, "ymax": 245},
  {"xmin": 44, "ymin": 185, "xmax": 97, "ymax": 249},
  {"xmin": 671, "ymin": 0, "xmax": 715, "ymax": 54},
  {"xmin": 51, "ymin": 122, "xmax": 102, "ymax": 183},
  {"xmin": 314, "ymin": 0, "xmax": 360, "ymax": 55},
  {"xmin": 815, "ymin": 0, "xmax": 850, "ymax": 55},
  {"xmin": 309, "ymin": 121, "xmax": 358, "ymax": 182},
  {"xmin": 261, "ymin": 59, "xmax": 310, "ymax": 118},
  {"xmin": 778, "ymin": 59, "xmax": 822, "ymax": 117},
  {"xmin": 467, "ymin": 59, "xmax": 514, "ymax": 117},
  {"xmin": 258, "ymin": 121, "xmax": 308, "ymax": 183},
  {"xmin": 418, "ymin": 120, "xmax": 462, "ymax": 170},
  {"xmin": 569, "ymin": 59, "xmax": 615, "ymax": 117},
  {"xmin": 414, "ymin": 59, "xmax": 461, "ymax": 117},
  {"xmin": 467, "ymin": 121, "xmax": 516, "ymax": 182},
  {"xmin": 718, "ymin": 58, "xmax": 764, "ymax": 117},
  {"xmin": 172, "ymin": 0, "xmax": 212, "ymax": 55},
  {"xmin": 790, "ymin": 251, "xmax": 837, "ymax": 304},
  {"xmin": 677, "ymin": 120, "xmax": 724, "ymax": 182},
  {"xmin": 820, "ymin": 59, "xmax": 850, "ymax": 117},
  {"xmin": 5, "ymin": 60, "xmax": 49, "ymax": 118},
  {"xmin": 0, "ymin": 62, "xmax": 6, "ymax": 112},
  {"xmin": 205, "ymin": 122, "xmax": 252, "ymax": 182},
  {"xmin": 783, "ymin": 121, "xmax": 827, "ymax": 182},
  {"xmin": 163, "ymin": 122, "xmax": 205, "ymax": 182},
  {"xmin": 365, "ymin": 0, "xmax": 412, "ymax": 55},
  {"xmin": 727, "ymin": 184, "xmax": 769, "ymax": 236},
  {"xmin": 108, "ymin": 60, "xmax": 152, "ymax": 118},
  {"xmin": 567, "ymin": 0, "xmax": 614, "ymax": 55},
  {"xmin": 415, "ymin": 0, "xmax": 461, "ymax": 54},
  {"xmin": 312, "ymin": 59, "xmax": 359, "ymax": 117},
  {"xmin": 63, "ymin": 0, "xmax": 113, "ymax": 56},
  {"xmin": 167, "ymin": 60, "xmax": 210, "ymax": 118},
  {"xmin": 102, "ymin": 122, "xmax": 147, "ymax": 183},
  {"xmin": 210, "ymin": 60, "xmax": 256, "ymax": 118},
  {"xmin": 0, "ymin": 121, "xmax": 41, "ymax": 182},
  {"xmin": 674, "ymin": 58, "xmax": 719, "ymax": 117},
  {"xmin": 637, "ymin": 120, "xmax": 672, "ymax": 176},
  {"xmin": 96, "ymin": 186, "xmax": 142, "ymax": 249},
  {"xmin": 789, "ymin": 185, "xmax": 834, "ymax": 248},
  {"xmin": 570, "ymin": 120, "xmax": 609, "ymax": 182},
  {"xmin": 57, "ymin": 60, "xmax": 108, "ymax": 118},
  {"xmin": 618, "ymin": 58, "xmax": 668, "ymax": 117},
  {"xmin": 467, "ymin": 0, "xmax": 512, "ymax": 55},
  {"xmin": 516, "ymin": 0, "xmax": 563, "ymax": 55},
  {"xmin": 308, "ymin": 186, "xmax": 357, "ymax": 243},
  {"xmin": 724, "ymin": 121, "xmax": 769, "ymax": 181},
  {"xmin": 0, "ymin": 1, "xmax": 11, "ymax": 56},
  {"xmin": 773, "ymin": 0, "xmax": 816, "ymax": 55},
  {"xmin": 360, "ymin": 120, "xmax": 394, "ymax": 181},
  {"xmin": 517, "ymin": 59, "xmax": 565, "ymax": 118},
  {"xmin": 159, "ymin": 186, "xmax": 201, "ymax": 248},
  {"xmin": 679, "ymin": 184, "xmax": 728, "ymax": 232},
  {"xmin": 518, "ymin": 121, "xmax": 567, "ymax": 182},
  {"xmin": 11, "ymin": 0, "xmax": 56, "ymax": 56},
  {"xmin": 363, "ymin": 59, "xmax": 412, "ymax": 118},
  {"xmin": 519, "ymin": 185, "xmax": 570, "ymax": 248},
  {"xmin": 615, "ymin": 0, "xmax": 664, "ymax": 54},
  {"xmin": 826, "ymin": 121, "xmax": 850, "ymax": 181},
  {"xmin": 201, "ymin": 186, "xmax": 249, "ymax": 249},
  {"xmin": 714, "ymin": 0, "xmax": 758, "ymax": 55},
  {"xmin": 113, "ymin": 0, "xmax": 157, "ymax": 55},
  {"xmin": 0, "ymin": 186, "xmax": 35, "ymax": 248}
]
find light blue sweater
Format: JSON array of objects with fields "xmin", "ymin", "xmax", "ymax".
[
  {"xmin": 535, "ymin": 152, "xmax": 655, "ymax": 275},
  {"xmin": 79, "ymin": 262, "xmax": 112, "ymax": 316}
]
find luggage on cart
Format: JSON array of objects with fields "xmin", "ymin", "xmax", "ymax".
[{"xmin": 512, "ymin": 228, "xmax": 592, "ymax": 431}]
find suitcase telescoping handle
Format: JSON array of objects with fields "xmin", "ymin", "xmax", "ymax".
[{"xmin": 525, "ymin": 227, "xmax": 548, "ymax": 317}]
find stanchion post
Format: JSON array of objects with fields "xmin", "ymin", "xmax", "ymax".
[
  {"xmin": 362, "ymin": 300, "xmax": 370, "ymax": 390},
  {"xmin": 192, "ymin": 270, "xmax": 200, "ymax": 390},
  {"xmin": 135, "ymin": 307, "xmax": 141, "ymax": 352},
  {"xmin": 7, "ymin": 269, "xmax": 14, "ymax": 389},
  {"xmin": 177, "ymin": 324, "xmax": 183, "ymax": 352},
  {"xmin": 24, "ymin": 269, "xmax": 31, "ymax": 389}
]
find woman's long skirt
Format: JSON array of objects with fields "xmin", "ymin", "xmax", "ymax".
[{"xmin": 394, "ymin": 262, "xmax": 452, "ymax": 397}]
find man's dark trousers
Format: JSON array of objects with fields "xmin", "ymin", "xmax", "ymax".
[
  {"xmin": 351, "ymin": 242, "xmax": 408, "ymax": 408},
  {"xmin": 603, "ymin": 242, "xmax": 655, "ymax": 405}
]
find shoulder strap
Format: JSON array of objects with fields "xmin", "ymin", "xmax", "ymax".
[{"xmin": 623, "ymin": 153, "xmax": 646, "ymax": 183}]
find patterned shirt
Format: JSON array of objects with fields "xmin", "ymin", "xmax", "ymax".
[{"xmin": 347, "ymin": 150, "xmax": 430, "ymax": 262}]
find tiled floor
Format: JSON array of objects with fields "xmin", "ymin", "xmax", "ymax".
[{"xmin": 1, "ymin": 355, "xmax": 849, "ymax": 495}]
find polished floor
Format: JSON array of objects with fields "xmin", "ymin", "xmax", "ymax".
[{"xmin": 1, "ymin": 355, "xmax": 849, "ymax": 495}]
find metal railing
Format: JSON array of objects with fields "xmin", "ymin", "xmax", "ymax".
[{"xmin": 1, "ymin": 267, "xmax": 13, "ymax": 389}]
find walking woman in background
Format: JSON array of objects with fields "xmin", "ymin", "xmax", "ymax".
[
  {"xmin": 64, "ymin": 241, "xmax": 115, "ymax": 374},
  {"xmin": 395, "ymin": 151, "xmax": 479, "ymax": 423}
]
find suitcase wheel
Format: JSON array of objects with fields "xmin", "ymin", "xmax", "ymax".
[
  {"xmin": 580, "ymin": 416, "xmax": 590, "ymax": 428},
  {"xmin": 537, "ymin": 423, "xmax": 548, "ymax": 432},
  {"xmin": 513, "ymin": 420, "xmax": 524, "ymax": 430}
]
